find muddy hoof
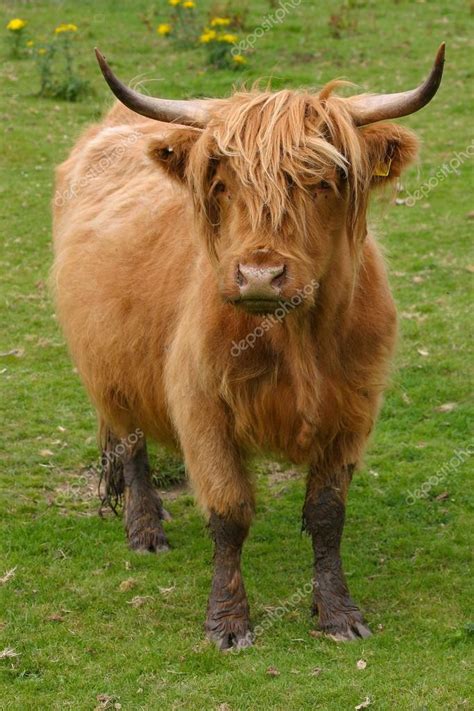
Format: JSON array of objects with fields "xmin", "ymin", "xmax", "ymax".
[
  {"xmin": 324, "ymin": 620, "xmax": 372, "ymax": 642},
  {"xmin": 128, "ymin": 525, "xmax": 170, "ymax": 554},
  {"xmin": 205, "ymin": 610, "xmax": 252, "ymax": 651},
  {"xmin": 207, "ymin": 626, "xmax": 253, "ymax": 652},
  {"xmin": 125, "ymin": 492, "xmax": 171, "ymax": 553},
  {"xmin": 318, "ymin": 611, "xmax": 372, "ymax": 642}
]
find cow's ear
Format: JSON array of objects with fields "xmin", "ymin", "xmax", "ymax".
[
  {"xmin": 359, "ymin": 123, "xmax": 419, "ymax": 185},
  {"xmin": 148, "ymin": 128, "xmax": 201, "ymax": 183}
]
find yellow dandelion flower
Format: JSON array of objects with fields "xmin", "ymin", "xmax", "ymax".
[
  {"xmin": 26, "ymin": 39, "xmax": 34, "ymax": 47},
  {"xmin": 199, "ymin": 29, "xmax": 217, "ymax": 43},
  {"xmin": 232, "ymin": 54, "xmax": 246, "ymax": 65},
  {"xmin": 218, "ymin": 33, "xmax": 238, "ymax": 44},
  {"xmin": 7, "ymin": 18, "xmax": 27, "ymax": 32},
  {"xmin": 54, "ymin": 23, "xmax": 78, "ymax": 34},
  {"xmin": 169, "ymin": 0, "xmax": 181, "ymax": 5},
  {"xmin": 210, "ymin": 17, "xmax": 230, "ymax": 27},
  {"xmin": 157, "ymin": 23, "xmax": 172, "ymax": 35},
  {"xmin": 38, "ymin": 48, "xmax": 47, "ymax": 55},
  {"xmin": 183, "ymin": 1, "xmax": 196, "ymax": 7}
]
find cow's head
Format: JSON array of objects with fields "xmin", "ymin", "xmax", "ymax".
[{"xmin": 96, "ymin": 46, "xmax": 444, "ymax": 316}]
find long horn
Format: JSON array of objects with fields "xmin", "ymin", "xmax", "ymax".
[
  {"xmin": 95, "ymin": 48, "xmax": 209, "ymax": 127},
  {"xmin": 349, "ymin": 43, "xmax": 445, "ymax": 126}
]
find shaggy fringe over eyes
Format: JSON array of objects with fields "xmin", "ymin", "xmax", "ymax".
[{"xmin": 188, "ymin": 82, "xmax": 376, "ymax": 253}]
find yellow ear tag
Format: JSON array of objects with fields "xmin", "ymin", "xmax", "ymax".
[{"xmin": 373, "ymin": 157, "xmax": 392, "ymax": 177}]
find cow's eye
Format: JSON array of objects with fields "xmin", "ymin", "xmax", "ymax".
[
  {"xmin": 157, "ymin": 146, "xmax": 174, "ymax": 161},
  {"xmin": 316, "ymin": 180, "xmax": 331, "ymax": 191},
  {"xmin": 215, "ymin": 181, "xmax": 226, "ymax": 194}
]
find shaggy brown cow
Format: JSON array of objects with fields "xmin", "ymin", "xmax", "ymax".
[{"xmin": 52, "ymin": 45, "xmax": 445, "ymax": 649}]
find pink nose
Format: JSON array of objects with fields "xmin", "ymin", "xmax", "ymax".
[{"xmin": 237, "ymin": 263, "xmax": 286, "ymax": 300}]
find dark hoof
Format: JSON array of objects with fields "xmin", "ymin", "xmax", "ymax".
[
  {"xmin": 205, "ymin": 608, "xmax": 253, "ymax": 652},
  {"xmin": 324, "ymin": 620, "xmax": 372, "ymax": 642},
  {"xmin": 317, "ymin": 610, "xmax": 372, "ymax": 642},
  {"xmin": 129, "ymin": 538, "xmax": 170, "ymax": 554},
  {"xmin": 125, "ymin": 493, "xmax": 171, "ymax": 553},
  {"xmin": 128, "ymin": 525, "xmax": 170, "ymax": 554},
  {"xmin": 207, "ymin": 626, "xmax": 253, "ymax": 652}
]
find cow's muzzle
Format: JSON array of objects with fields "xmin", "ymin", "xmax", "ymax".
[{"xmin": 232, "ymin": 262, "xmax": 287, "ymax": 314}]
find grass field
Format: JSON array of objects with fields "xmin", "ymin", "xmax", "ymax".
[{"xmin": 0, "ymin": 1, "xmax": 473, "ymax": 709}]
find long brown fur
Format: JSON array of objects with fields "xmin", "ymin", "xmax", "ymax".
[{"xmin": 52, "ymin": 83, "xmax": 418, "ymax": 525}]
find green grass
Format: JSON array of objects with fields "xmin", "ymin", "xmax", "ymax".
[{"xmin": 1, "ymin": 1, "xmax": 473, "ymax": 709}]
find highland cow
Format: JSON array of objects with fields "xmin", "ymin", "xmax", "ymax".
[{"xmin": 52, "ymin": 45, "xmax": 445, "ymax": 649}]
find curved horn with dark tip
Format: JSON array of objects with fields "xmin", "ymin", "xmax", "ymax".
[
  {"xmin": 94, "ymin": 48, "xmax": 209, "ymax": 127},
  {"xmin": 349, "ymin": 43, "xmax": 445, "ymax": 126}
]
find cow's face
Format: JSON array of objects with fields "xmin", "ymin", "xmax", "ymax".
[
  {"xmin": 196, "ymin": 155, "xmax": 346, "ymax": 315},
  {"xmin": 149, "ymin": 91, "xmax": 418, "ymax": 315},
  {"xmin": 96, "ymin": 45, "xmax": 443, "ymax": 315}
]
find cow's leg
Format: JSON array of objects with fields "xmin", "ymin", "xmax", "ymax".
[
  {"xmin": 101, "ymin": 428, "xmax": 170, "ymax": 553},
  {"xmin": 206, "ymin": 510, "xmax": 252, "ymax": 650},
  {"xmin": 168, "ymin": 394, "xmax": 254, "ymax": 650},
  {"xmin": 123, "ymin": 438, "xmax": 170, "ymax": 553},
  {"xmin": 303, "ymin": 463, "xmax": 371, "ymax": 641}
]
